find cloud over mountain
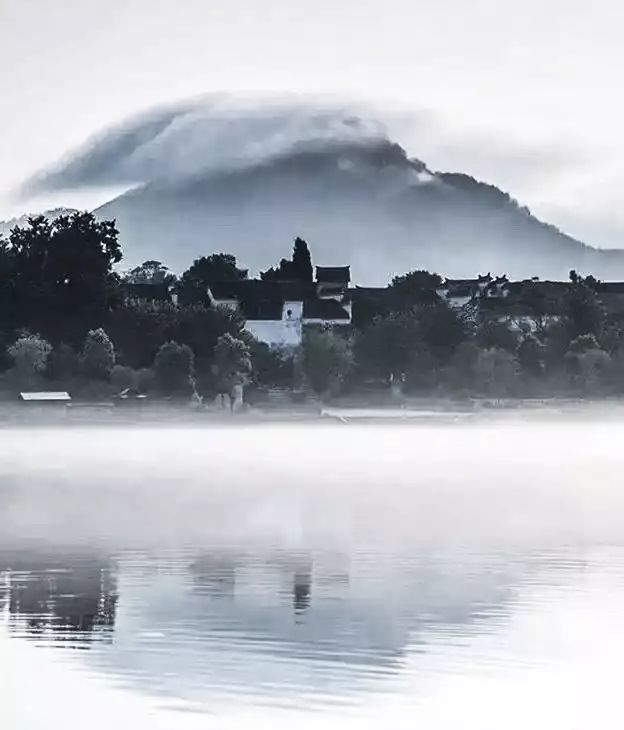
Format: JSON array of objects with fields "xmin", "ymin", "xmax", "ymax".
[{"xmin": 19, "ymin": 95, "xmax": 624, "ymax": 283}]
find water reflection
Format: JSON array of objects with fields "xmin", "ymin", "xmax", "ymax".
[
  {"xmin": 0, "ymin": 544, "xmax": 525, "ymax": 711},
  {"xmin": 0, "ymin": 551, "xmax": 117, "ymax": 645},
  {"xmin": 2, "ymin": 420, "xmax": 624, "ymax": 727}
]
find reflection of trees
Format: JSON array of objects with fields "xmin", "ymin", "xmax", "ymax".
[
  {"xmin": 184, "ymin": 549, "xmax": 521, "ymax": 670},
  {"xmin": 0, "ymin": 546, "xmax": 585, "ymax": 710},
  {"xmin": 189, "ymin": 554, "xmax": 237, "ymax": 598},
  {"xmin": 0, "ymin": 552, "xmax": 117, "ymax": 644},
  {"xmin": 293, "ymin": 568, "xmax": 311, "ymax": 614},
  {"xmin": 190, "ymin": 551, "xmax": 314, "ymax": 616}
]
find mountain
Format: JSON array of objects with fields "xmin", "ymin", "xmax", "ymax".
[
  {"xmin": 95, "ymin": 140, "xmax": 624, "ymax": 283},
  {"xmin": 0, "ymin": 207, "xmax": 78, "ymax": 237},
  {"xmin": 17, "ymin": 96, "xmax": 624, "ymax": 283}
]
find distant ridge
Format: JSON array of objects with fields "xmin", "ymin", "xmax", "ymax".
[
  {"xmin": 0, "ymin": 207, "xmax": 78, "ymax": 237},
  {"xmin": 15, "ymin": 96, "xmax": 624, "ymax": 283},
  {"xmin": 95, "ymin": 140, "xmax": 624, "ymax": 283}
]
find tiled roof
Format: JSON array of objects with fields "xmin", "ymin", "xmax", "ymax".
[
  {"xmin": 209, "ymin": 280, "xmax": 313, "ymax": 301},
  {"xmin": 303, "ymin": 298, "xmax": 350, "ymax": 320},
  {"xmin": 315, "ymin": 266, "xmax": 351, "ymax": 284}
]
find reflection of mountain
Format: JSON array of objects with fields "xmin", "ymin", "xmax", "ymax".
[{"xmin": 0, "ymin": 551, "xmax": 117, "ymax": 644}]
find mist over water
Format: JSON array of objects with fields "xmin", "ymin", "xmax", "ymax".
[{"xmin": 3, "ymin": 414, "xmax": 624, "ymax": 728}]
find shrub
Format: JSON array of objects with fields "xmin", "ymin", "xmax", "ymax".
[
  {"xmin": 153, "ymin": 341, "xmax": 194, "ymax": 395},
  {"xmin": 303, "ymin": 328, "xmax": 353, "ymax": 396},
  {"xmin": 110, "ymin": 364, "xmax": 139, "ymax": 391},
  {"xmin": 214, "ymin": 333, "xmax": 252, "ymax": 393},
  {"xmin": 46, "ymin": 343, "xmax": 81, "ymax": 381},
  {"xmin": 8, "ymin": 334, "xmax": 52, "ymax": 376},
  {"xmin": 82, "ymin": 328, "xmax": 116, "ymax": 380}
]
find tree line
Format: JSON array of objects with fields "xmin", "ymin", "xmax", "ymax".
[{"xmin": 0, "ymin": 211, "xmax": 622, "ymax": 403}]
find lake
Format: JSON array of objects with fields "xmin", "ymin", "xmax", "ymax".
[{"xmin": 2, "ymin": 415, "xmax": 624, "ymax": 728}]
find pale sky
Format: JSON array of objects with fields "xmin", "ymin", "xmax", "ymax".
[{"xmin": 1, "ymin": 0, "xmax": 624, "ymax": 247}]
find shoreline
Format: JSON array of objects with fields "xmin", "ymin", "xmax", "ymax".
[{"xmin": 2, "ymin": 397, "xmax": 624, "ymax": 428}]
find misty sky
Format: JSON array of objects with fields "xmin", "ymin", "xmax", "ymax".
[{"xmin": 1, "ymin": 0, "xmax": 624, "ymax": 248}]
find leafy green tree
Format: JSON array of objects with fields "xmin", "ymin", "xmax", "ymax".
[
  {"xmin": 7, "ymin": 212, "xmax": 121, "ymax": 343},
  {"xmin": 82, "ymin": 328, "xmax": 116, "ymax": 380},
  {"xmin": 153, "ymin": 341, "xmax": 195, "ymax": 395},
  {"xmin": 178, "ymin": 254, "xmax": 247, "ymax": 304},
  {"xmin": 303, "ymin": 328, "xmax": 354, "ymax": 396},
  {"xmin": 8, "ymin": 334, "xmax": 52, "ymax": 377}
]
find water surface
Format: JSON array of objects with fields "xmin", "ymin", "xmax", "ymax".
[{"xmin": 2, "ymin": 417, "xmax": 624, "ymax": 728}]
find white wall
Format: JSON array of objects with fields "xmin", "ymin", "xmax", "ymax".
[
  {"xmin": 283, "ymin": 301, "xmax": 303, "ymax": 320},
  {"xmin": 245, "ymin": 319, "xmax": 302, "ymax": 347}
]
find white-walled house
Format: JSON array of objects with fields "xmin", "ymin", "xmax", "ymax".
[{"xmin": 207, "ymin": 267, "xmax": 352, "ymax": 348}]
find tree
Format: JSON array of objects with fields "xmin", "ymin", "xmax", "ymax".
[
  {"xmin": 8, "ymin": 334, "xmax": 52, "ymax": 377},
  {"xmin": 477, "ymin": 318, "xmax": 519, "ymax": 353},
  {"xmin": 178, "ymin": 254, "xmax": 247, "ymax": 305},
  {"xmin": 567, "ymin": 333, "xmax": 601, "ymax": 354},
  {"xmin": 153, "ymin": 341, "xmax": 195, "ymax": 395},
  {"xmin": 106, "ymin": 300, "xmax": 245, "ymax": 369},
  {"xmin": 474, "ymin": 347, "xmax": 518, "ymax": 396},
  {"xmin": 0, "ymin": 236, "xmax": 17, "ymax": 336},
  {"xmin": 354, "ymin": 311, "xmax": 424, "ymax": 383},
  {"xmin": 448, "ymin": 340, "xmax": 481, "ymax": 392},
  {"xmin": 292, "ymin": 237, "xmax": 313, "ymax": 282},
  {"xmin": 244, "ymin": 338, "xmax": 295, "ymax": 388},
  {"xmin": 110, "ymin": 364, "xmax": 139, "ymax": 391},
  {"xmin": 7, "ymin": 212, "xmax": 122, "ymax": 343},
  {"xmin": 261, "ymin": 237, "xmax": 313, "ymax": 282},
  {"xmin": 303, "ymin": 328, "xmax": 353, "ymax": 396},
  {"xmin": 389, "ymin": 270, "xmax": 442, "ymax": 308},
  {"xmin": 46, "ymin": 343, "xmax": 81, "ymax": 381},
  {"xmin": 418, "ymin": 303, "xmax": 467, "ymax": 362},
  {"xmin": 124, "ymin": 260, "xmax": 176, "ymax": 286},
  {"xmin": 517, "ymin": 334, "xmax": 544, "ymax": 377},
  {"xmin": 565, "ymin": 340, "xmax": 611, "ymax": 394},
  {"xmin": 82, "ymin": 328, "xmax": 116, "ymax": 380},
  {"xmin": 563, "ymin": 278, "xmax": 605, "ymax": 340},
  {"xmin": 213, "ymin": 333, "xmax": 252, "ymax": 394}
]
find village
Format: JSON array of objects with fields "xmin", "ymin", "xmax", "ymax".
[{"xmin": 1, "ymin": 213, "xmax": 623, "ymax": 415}]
